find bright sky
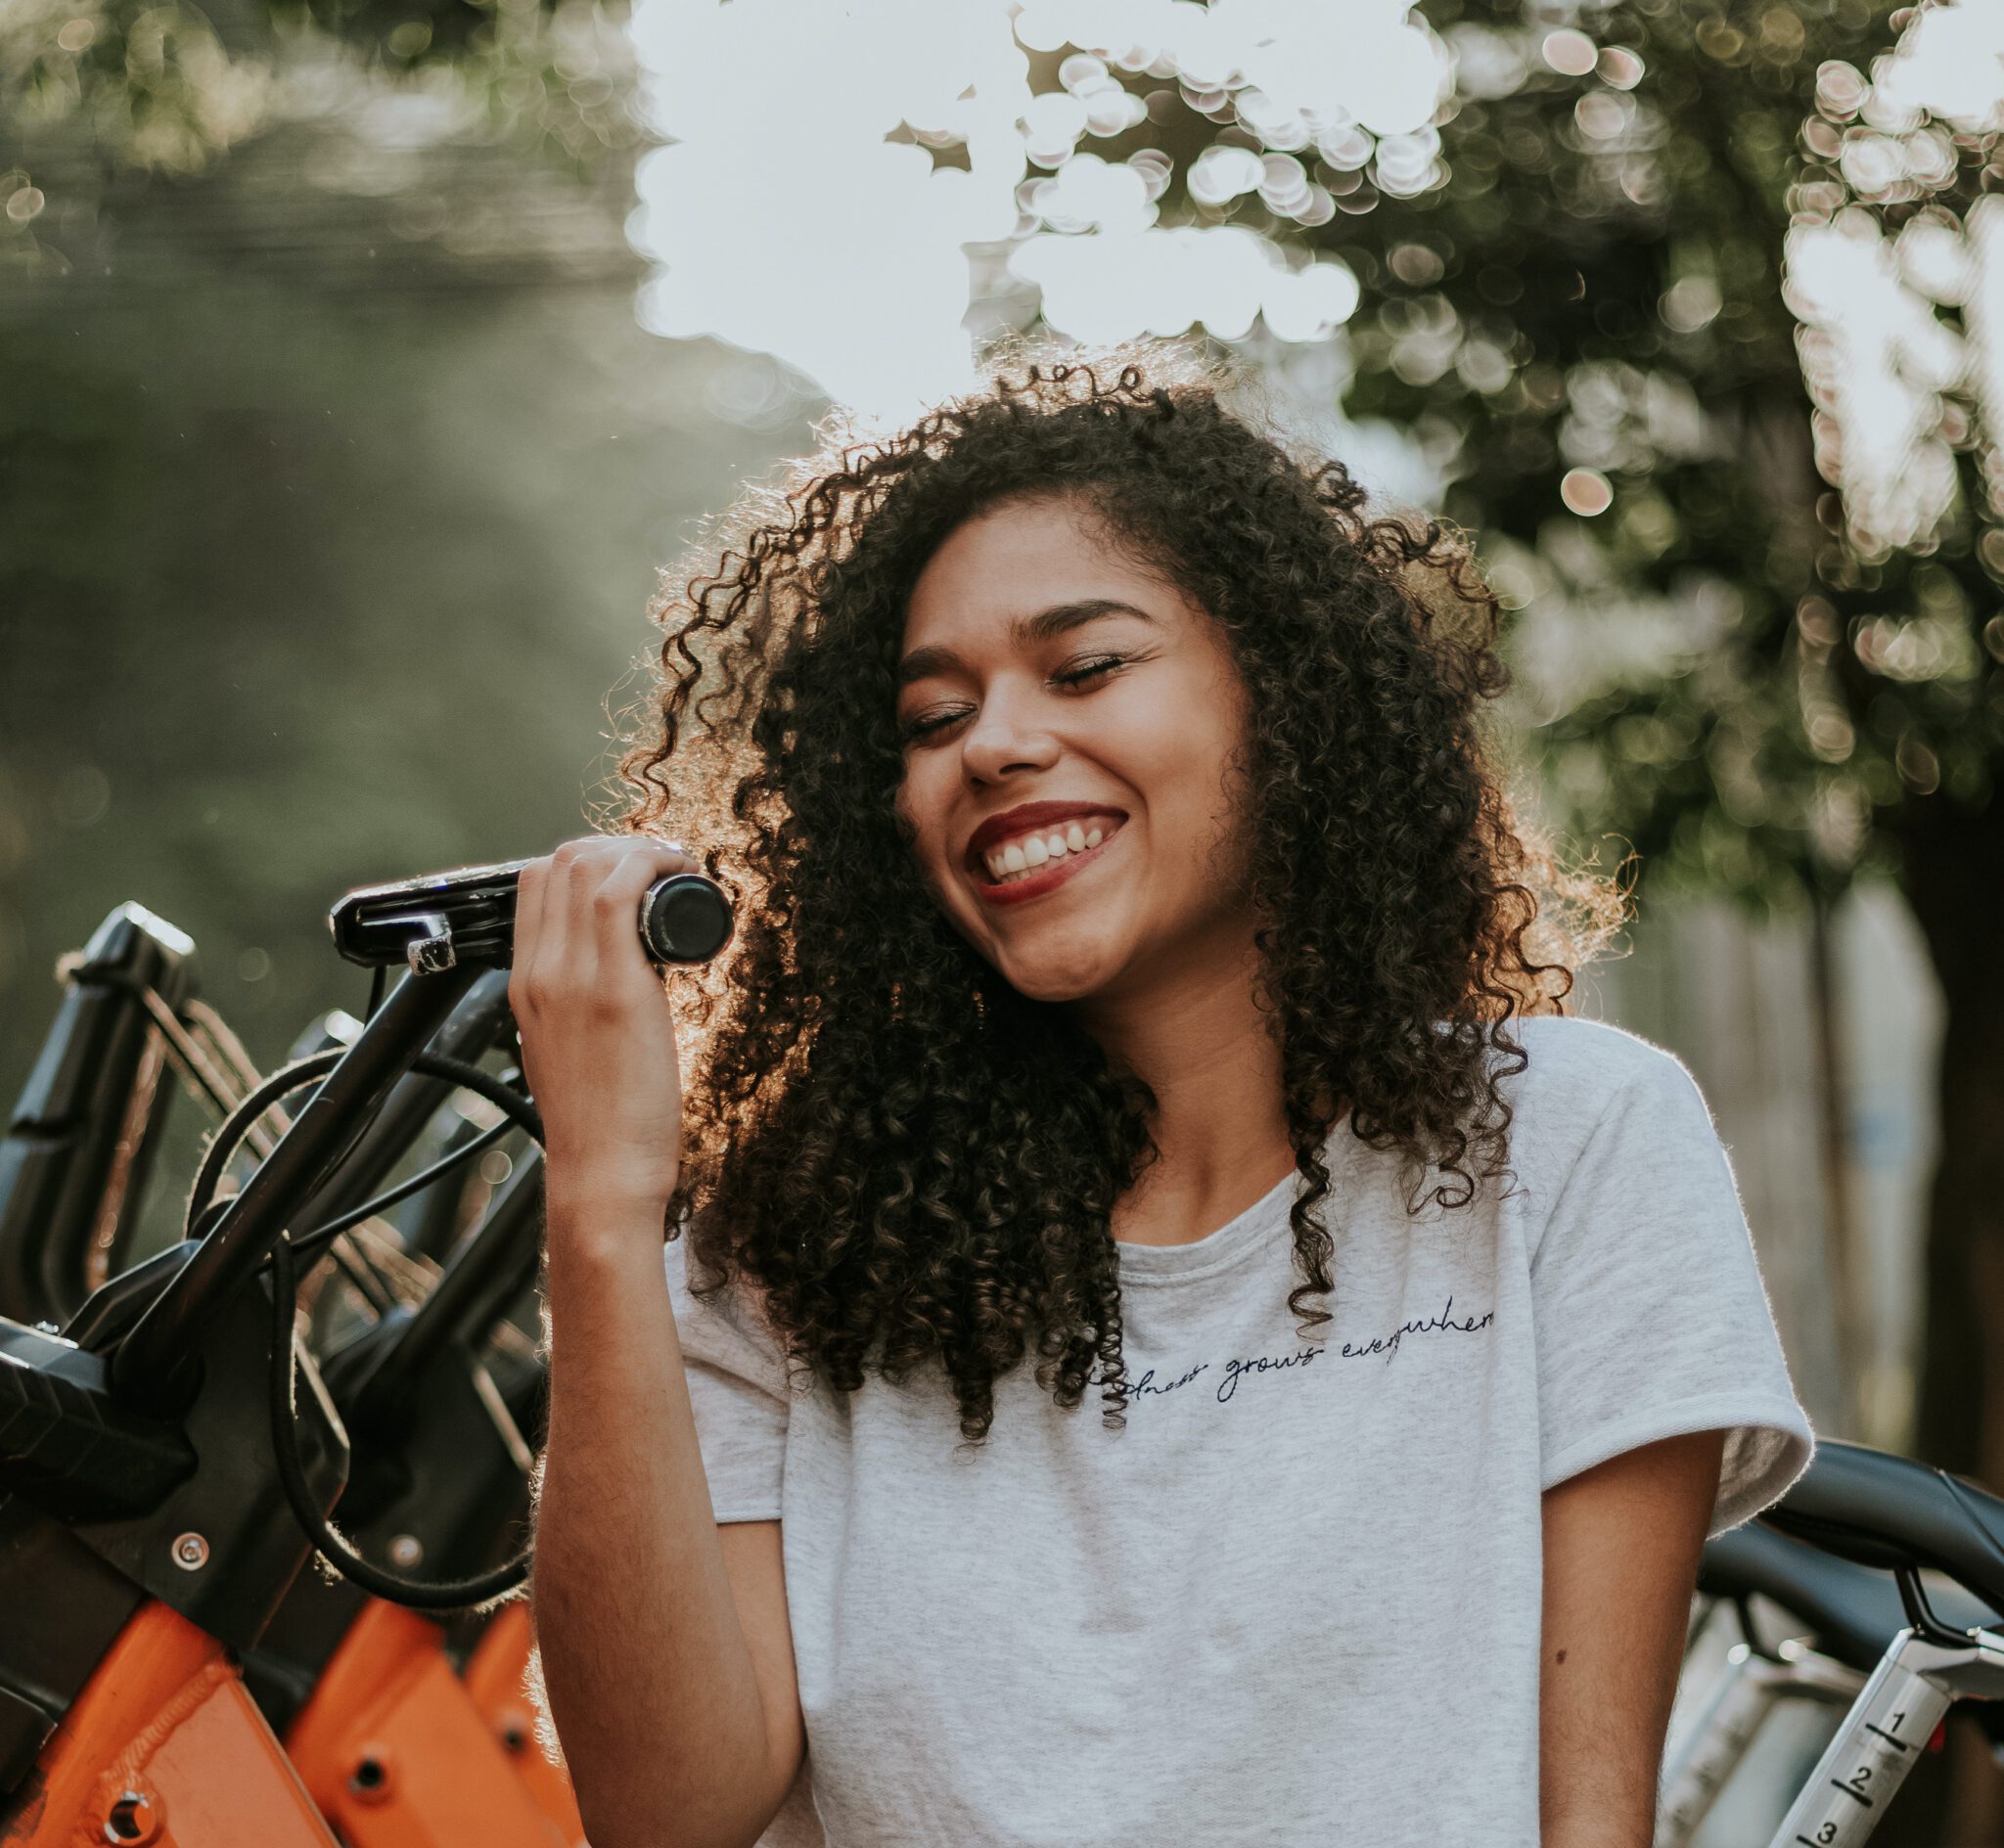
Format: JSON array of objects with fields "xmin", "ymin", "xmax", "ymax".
[{"xmin": 623, "ymin": 0, "xmax": 1444, "ymax": 418}]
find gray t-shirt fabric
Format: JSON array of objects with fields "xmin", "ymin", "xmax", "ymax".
[{"xmin": 661, "ymin": 1014, "xmax": 1816, "ymax": 1848}]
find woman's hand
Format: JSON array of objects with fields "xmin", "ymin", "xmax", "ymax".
[{"xmin": 510, "ymin": 834, "xmax": 699, "ymax": 1218}]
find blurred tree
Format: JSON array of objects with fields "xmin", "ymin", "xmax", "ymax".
[
  {"xmin": 0, "ymin": 0, "xmax": 640, "ymax": 275},
  {"xmin": 1345, "ymin": 0, "xmax": 2002, "ymax": 1504}
]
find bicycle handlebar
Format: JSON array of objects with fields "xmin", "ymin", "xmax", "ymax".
[
  {"xmin": 107, "ymin": 860, "xmax": 735, "ymax": 1418},
  {"xmin": 328, "ymin": 858, "xmax": 732, "ymax": 973}
]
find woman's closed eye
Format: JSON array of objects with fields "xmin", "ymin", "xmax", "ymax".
[
  {"xmin": 898, "ymin": 654, "xmax": 1133, "ymax": 744},
  {"xmin": 1055, "ymin": 653, "xmax": 1130, "ymax": 689}
]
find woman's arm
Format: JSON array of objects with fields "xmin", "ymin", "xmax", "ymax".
[
  {"xmin": 532, "ymin": 1189, "xmax": 805, "ymax": 1848},
  {"xmin": 509, "ymin": 837, "xmax": 804, "ymax": 1848},
  {"xmin": 1538, "ymin": 1428, "xmax": 1726, "ymax": 1848}
]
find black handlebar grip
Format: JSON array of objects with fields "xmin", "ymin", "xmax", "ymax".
[
  {"xmin": 640, "ymin": 873, "xmax": 734, "ymax": 966},
  {"xmin": 328, "ymin": 859, "xmax": 737, "ymax": 971}
]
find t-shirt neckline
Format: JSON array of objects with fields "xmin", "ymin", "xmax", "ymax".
[{"xmin": 1114, "ymin": 1129, "xmax": 1362, "ymax": 1286}]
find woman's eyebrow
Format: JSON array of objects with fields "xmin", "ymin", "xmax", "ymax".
[{"xmin": 895, "ymin": 599, "xmax": 1158, "ymax": 689}]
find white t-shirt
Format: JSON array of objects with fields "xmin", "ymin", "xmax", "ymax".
[{"xmin": 663, "ymin": 1014, "xmax": 1815, "ymax": 1848}]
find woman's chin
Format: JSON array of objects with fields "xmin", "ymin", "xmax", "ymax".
[
  {"xmin": 992, "ymin": 948, "xmax": 1124, "ymax": 1006},
  {"xmin": 943, "ymin": 894, "xmax": 1134, "ymax": 1004}
]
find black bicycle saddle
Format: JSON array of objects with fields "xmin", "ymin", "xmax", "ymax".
[
  {"xmin": 1705, "ymin": 1520, "xmax": 2000, "ymax": 1671},
  {"xmin": 1759, "ymin": 1438, "xmax": 2004, "ymax": 1617}
]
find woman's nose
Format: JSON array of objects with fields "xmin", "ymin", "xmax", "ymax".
[{"xmin": 958, "ymin": 687, "xmax": 1061, "ymax": 783}]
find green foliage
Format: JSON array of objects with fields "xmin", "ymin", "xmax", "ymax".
[
  {"xmin": 12, "ymin": 0, "xmax": 2001, "ymax": 919},
  {"xmin": 0, "ymin": 0, "xmax": 640, "ymax": 276},
  {"xmin": 1316, "ymin": 0, "xmax": 1920, "ymax": 900},
  {"xmin": 0, "ymin": 0, "xmax": 273, "ymax": 266}
]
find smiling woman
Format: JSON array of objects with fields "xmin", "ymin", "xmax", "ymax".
[
  {"xmin": 628, "ymin": 347, "xmax": 1620, "ymax": 1365},
  {"xmin": 526, "ymin": 344, "xmax": 1814, "ymax": 1848}
]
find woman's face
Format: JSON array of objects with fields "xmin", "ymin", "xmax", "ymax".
[{"xmin": 893, "ymin": 493, "xmax": 1259, "ymax": 1006}]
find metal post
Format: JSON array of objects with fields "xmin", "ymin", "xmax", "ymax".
[{"xmin": 1763, "ymin": 1628, "xmax": 2004, "ymax": 1847}]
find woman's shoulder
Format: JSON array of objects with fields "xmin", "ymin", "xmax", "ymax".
[
  {"xmin": 1494, "ymin": 1012, "xmax": 1702, "ymax": 1112},
  {"xmin": 1484, "ymin": 1014, "xmax": 1717, "ymax": 1190},
  {"xmin": 664, "ymin": 1213, "xmax": 795, "ymax": 1396}
]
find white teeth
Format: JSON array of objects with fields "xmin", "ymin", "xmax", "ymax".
[{"xmin": 980, "ymin": 818, "xmax": 1119, "ymax": 883}]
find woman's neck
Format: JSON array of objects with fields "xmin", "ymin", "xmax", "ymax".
[{"xmin": 1070, "ymin": 940, "xmax": 1304, "ymax": 1248}]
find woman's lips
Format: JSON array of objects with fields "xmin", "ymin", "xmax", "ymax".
[{"xmin": 973, "ymin": 824, "xmax": 1121, "ymax": 907}]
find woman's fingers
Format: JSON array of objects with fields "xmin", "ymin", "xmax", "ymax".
[
  {"xmin": 515, "ymin": 834, "xmax": 701, "ymax": 998},
  {"xmin": 506, "ymin": 832, "xmax": 695, "ymax": 1209},
  {"xmin": 510, "ymin": 852, "xmax": 549, "ymax": 1021},
  {"xmin": 589, "ymin": 840, "xmax": 701, "ymax": 961}
]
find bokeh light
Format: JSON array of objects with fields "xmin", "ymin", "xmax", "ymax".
[
  {"xmin": 1784, "ymin": 0, "xmax": 2004, "ymax": 555},
  {"xmin": 1559, "ymin": 467, "xmax": 1613, "ymax": 517}
]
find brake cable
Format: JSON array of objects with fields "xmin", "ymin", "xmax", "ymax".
[
  {"xmin": 181, "ymin": 1045, "xmax": 546, "ymax": 1608},
  {"xmin": 65, "ymin": 962, "xmax": 400, "ymax": 1310},
  {"xmin": 269, "ymin": 1226, "xmax": 531, "ymax": 1609},
  {"xmin": 178, "ymin": 1044, "xmax": 523, "ymax": 1282}
]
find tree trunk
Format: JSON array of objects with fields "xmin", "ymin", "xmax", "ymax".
[
  {"xmin": 1902, "ymin": 784, "xmax": 2004, "ymax": 1486},
  {"xmin": 1883, "ymin": 781, "xmax": 2004, "ymax": 1846},
  {"xmin": 1809, "ymin": 890, "xmax": 1867, "ymax": 1436}
]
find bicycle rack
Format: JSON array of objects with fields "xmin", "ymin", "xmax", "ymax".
[{"xmin": 1657, "ymin": 1634, "xmax": 1863, "ymax": 1844}]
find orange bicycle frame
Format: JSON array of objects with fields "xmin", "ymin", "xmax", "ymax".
[
  {"xmin": 462, "ymin": 1600, "xmax": 587, "ymax": 1847},
  {"xmin": 285, "ymin": 1598, "xmax": 565, "ymax": 1848},
  {"xmin": 0, "ymin": 1601, "xmax": 334, "ymax": 1848}
]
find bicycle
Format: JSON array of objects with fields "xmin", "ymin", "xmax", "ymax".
[
  {"xmin": 0, "ymin": 857, "xmax": 730, "ymax": 1846},
  {"xmin": 1660, "ymin": 1511, "xmax": 2001, "ymax": 1844}
]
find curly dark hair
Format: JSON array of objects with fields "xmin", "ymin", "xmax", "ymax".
[{"xmin": 609, "ymin": 342, "xmax": 1622, "ymax": 1444}]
